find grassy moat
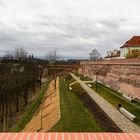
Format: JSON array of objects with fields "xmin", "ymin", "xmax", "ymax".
[{"xmin": 50, "ymin": 77, "xmax": 103, "ymax": 132}]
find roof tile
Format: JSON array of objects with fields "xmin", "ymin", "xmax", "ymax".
[{"xmin": 121, "ymin": 36, "xmax": 140, "ymax": 48}]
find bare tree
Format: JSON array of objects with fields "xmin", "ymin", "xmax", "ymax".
[
  {"xmin": 89, "ymin": 49, "xmax": 102, "ymax": 61},
  {"xmin": 0, "ymin": 50, "xmax": 44, "ymax": 131},
  {"xmin": 4, "ymin": 51, "xmax": 13, "ymax": 59},
  {"xmin": 46, "ymin": 49, "xmax": 59, "ymax": 64},
  {"xmin": 14, "ymin": 48, "xmax": 28, "ymax": 59},
  {"xmin": 46, "ymin": 49, "xmax": 60, "ymax": 89}
]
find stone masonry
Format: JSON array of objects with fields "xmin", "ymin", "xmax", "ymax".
[{"xmin": 78, "ymin": 58, "xmax": 140, "ymax": 100}]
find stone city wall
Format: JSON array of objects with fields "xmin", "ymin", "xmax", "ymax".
[{"xmin": 78, "ymin": 58, "xmax": 140, "ymax": 100}]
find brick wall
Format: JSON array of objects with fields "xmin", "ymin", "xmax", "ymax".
[{"xmin": 79, "ymin": 58, "xmax": 140, "ymax": 100}]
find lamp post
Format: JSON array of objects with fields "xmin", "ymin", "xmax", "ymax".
[{"xmin": 96, "ymin": 72, "xmax": 98, "ymax": 92}]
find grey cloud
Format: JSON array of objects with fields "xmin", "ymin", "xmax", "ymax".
[
  {"xmin": 0, "ymin": 1, "xmax": 4, "ymax": 6},
  {"xmin": 0, "ymin": 13, "xmax": 140, "ymax": 58},
  {"xmin": 0, "ymin": 0, "xmax": 7, "ymax": 8}
]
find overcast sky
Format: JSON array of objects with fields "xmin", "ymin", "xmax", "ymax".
[{"xmin": 0, "ymin": 0, "xmax": 140, "ymax": 59}]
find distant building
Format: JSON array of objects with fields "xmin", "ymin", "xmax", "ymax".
[
  {"xmin": 105, "ymin": 50, "xmax": 120, "ymax": 60},
  {"xmin": 105, "ymin": 36, "xmax": 140, "ymax": 60},
  {"xmin": 120, "ymin": 36, "xmax": 140, "ymax": 58}
]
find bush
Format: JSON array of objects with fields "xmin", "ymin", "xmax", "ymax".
[{"xmin": 126, "ymin": 49, "xmax": 140, "ymax": 58}]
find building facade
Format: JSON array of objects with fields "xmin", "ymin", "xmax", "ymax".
[
  {"xmin": 120, "ymin": 36, "xmax": 140, "ymax": 58},
  {"xmin": 105, "ymin": 50, "xmax": 120, "ymax": 60},
  {"xmin": 105, "ymin": 36, "xmax": 140, "ymax": 60}
]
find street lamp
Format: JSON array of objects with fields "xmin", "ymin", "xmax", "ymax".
[{"xmin": 96, "ymin": 72, "xmax": 98, "ymax": 92}]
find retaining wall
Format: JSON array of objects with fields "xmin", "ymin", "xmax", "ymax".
[{"xmin": 78, "ymin": 58, "xmax": 140, "ymax": 100}]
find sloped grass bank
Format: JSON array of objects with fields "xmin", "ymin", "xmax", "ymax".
[
  {"xmin": 97, "ymin": 82, "xmax": 140, "ymax": 107},
  {"xmin": 9, "ymin": 80, "xmax": 50, "ymax": 132},
  {"xmin": 71, "ymin": 83, "xmax": 122, "ymax": 132},
  {"xmin": 63, "ymin": 73, "xmax": 76, "ymax": 84},
  {"xmin": 91, "ymin": 82, "xmax": 140, "ymax": 126},
  {"xmin": 75, "ymin": 72, "xmax": 91, "ymax": 81},
  {"xmin": 50, "ymin": 78, "xmax": 103, "ymax": 132}
]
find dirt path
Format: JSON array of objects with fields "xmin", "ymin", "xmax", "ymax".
[
  {"xmin": 70, "ymin": 73, "xmax": 140, "ymax": 132},
  {"xmin": 22, "ymin": 77, "xmax": 60, "ymax": 132}
]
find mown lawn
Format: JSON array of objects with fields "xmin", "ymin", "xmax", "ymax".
[
  {"xmin": 135, "ymin": 101, "xmax": 140, "ymax": 107},
  {"xmin": 50, "ymin": 78, "xmax": 103, "ymax": 132},
  {"xmin": 63, "ymin": 74, "xmax": 76, "ymax": 84},
  {"xmin": 75, "ymin": 72, "xmax": 91, "ymax": 81},
  {"xmin": 91, "ymin": 82, "xmax": 140, "ymax": 126}
]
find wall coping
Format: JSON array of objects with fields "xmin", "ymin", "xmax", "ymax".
[{"xmin": 80, "ymin": 58, "xmax": 140, "ymax": 66}]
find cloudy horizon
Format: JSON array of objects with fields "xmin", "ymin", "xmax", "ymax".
[{"xmin": 0, "ymin": 0, "xmax": 140, "ymax": 59}]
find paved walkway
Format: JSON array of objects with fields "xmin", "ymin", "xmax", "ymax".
[
  {"xmin": 69, "ymin": 81, "xmax": 78, "ymax": 86},
  {"xmin": 70, "ymin": 73, "xmax": 140, "ymax": 132},
  {"xmin": 83, "ymin": 81, "xmax": 94, "ymax": 84},
  {"xmin": 22, "ymin": 77, "xmax": 60, "ymax": 132}
]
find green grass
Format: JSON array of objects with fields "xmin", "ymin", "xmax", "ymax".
[
  {"xmin": 135, "ymin": 100, "xmax": 140, "ymax": 107},
  {"xmin": 92, "ymin": 82, "xmax": 140, "ymax": 108},
  {"xmin": 75, "ymin": 72, "xmax": 91, "ymax": 81},
  {"xmin": 91, "ymin": 82, "xmax": 140, "ymax": 126},
  {"xmin": 9, "ymin": 80, "xmax": 50, "ymax": 132},
  {"xmin": 96, "ymin": 83, "xmax": 140, "ymax": 108},
  {"xmin": 63, "ymin": 74, "xmax": 76, "ymax": 84},
  {"xmin": 50, "ymin": 78, "xmax": 103, "ymax": 132},
  {"xmin": 71, "ymin": 83, "xmax": 86, "ymax": 95}
]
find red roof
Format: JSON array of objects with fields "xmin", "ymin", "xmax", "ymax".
[{"xmin": 120, "ymin": 36, "xmax": 140, "ymax": 48}]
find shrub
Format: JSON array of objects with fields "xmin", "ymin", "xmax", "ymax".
[{"xmin": 126, "ymin": 49, "xmax": 140, "ymax": 58}]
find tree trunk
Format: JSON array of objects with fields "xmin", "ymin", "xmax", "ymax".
[
  {"xmin": 0, "ymin": 104, "xmax": 1, "ymax": 123},
  {"xmin": 24, "ymin": 89, "xmax": 28, "ymax": 106},
  {"xmin": 3, "ymin": 103, "xmax": 8, "ymax": 132},
  {"xmin": 53, "ymin": 73, "xmax": 57, "ymax": 89},
  {"xmin": 16, "ymin": 97, "xmax": 19, "ymax": 112},
  {"xmin": 9, "ymin": 101, "xmax": 12, "ymax": 117},
  {"xmin": 54, "ymin": 78, "xmax": 56, "ymax": 89},
  {"xmin": 33, "ymin": 81, "xmax": 36, "ymax": 95},
  {"xmin": 39, "ymin": 75, "xmax": 42, "ymax": 89},
  {"xmin": 1, "ymin": 103, "xmax": 4, "ymax": 124}
]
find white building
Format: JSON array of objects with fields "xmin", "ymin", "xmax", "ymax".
[
  {"xmin": 120, "ymin": 36, "xmax": 140, "ymax": 58},
  {"xmin": 105, "ymin": 50, "xmax": 120, "ymax": 60}
]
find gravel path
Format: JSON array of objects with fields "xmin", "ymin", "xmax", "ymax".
[
  {"xmin": 22, "ymin": 77, "xmax": 60, "ymax": 132},
  {"xmin": 70, "ymin": 73, "xmax": 140, "ymax": 132}
]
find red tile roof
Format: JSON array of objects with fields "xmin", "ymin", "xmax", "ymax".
[{"xmin": 121, "ymin": 36, "xmax": 140, "ymax": 48}]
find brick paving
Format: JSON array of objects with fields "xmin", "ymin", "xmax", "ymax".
[{"xmin": 70, "ymin": 73, "xmax": 140, "ymax": 132}]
